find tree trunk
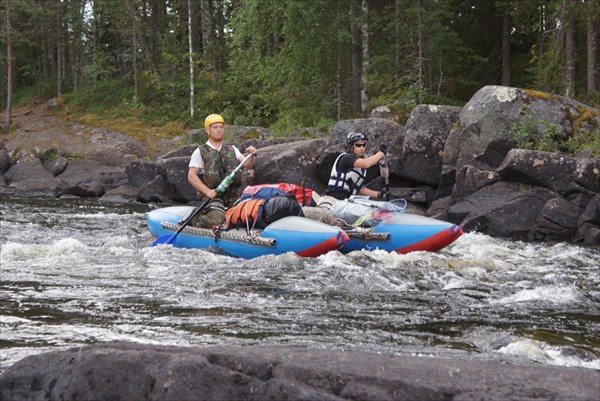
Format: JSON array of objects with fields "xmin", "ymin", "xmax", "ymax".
[
  {"xmin": 501, "ymin": 12, "xmax": 511, "ymax": 86},
  {"xmin": 394, "ymin": 0, "xmax": 401, "ymax": 76},
  {"xmin": 200, "ymin": 0, "xmax": 212, "ymax": 57},
  {"xmin": 127, "ymin": 0, "xmax": 158, "ymax": 78},
  {"xmin": 587, "ymin": 10, "xmax": 598, "ymax": 94},
  {"xmin": 564, "ymin": 16, "xmax": 576, "ymax": 98},
  {"xmin": 3, "ymin": 0, "xmax": 13, "ymax": 134},
  {"xmin": 215, "ymin": 0, "xmax": 226, "ymax": 94},
  {"xmin": 133, "ymin": 8, "xmax": 138, "ymax": 100},
  {"xmin": 360, "ymin": 0, "xmax": 369, "ymax": 113},
  {"xmin": 187, "ymin": 0, "xmax": 195, "ymax": 117},
  {"xmin": 73, "ymin": 0, "xmax": 86, "ymax": 90},
  {"xmin": 350, "ymin": 2, "xmax": 362, "ymax": 114},
  {"xmin": 416, "ymin": 0, "xmax": 424, "ymax": 92},
  {"xmin": 92, "ymin": 0, "xmax": 97, "ymax": 90},
  {"xmin": 56, "ymin": 1, "xmax": 62, "ymax": 97}
]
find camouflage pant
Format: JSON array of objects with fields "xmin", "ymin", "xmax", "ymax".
[{"xmin": 189, "ymin": 198, "xmax": 226, "ymax": 228}]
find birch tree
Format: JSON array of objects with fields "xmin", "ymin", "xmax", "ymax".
[{"xmin": 187, "ymin": 0, "xmax": 194, "ymax": 117}]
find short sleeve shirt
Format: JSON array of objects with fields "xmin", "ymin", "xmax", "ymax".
[{"xmin": 335, "ymin": 153, "xmax": 360, "ymax": 173}]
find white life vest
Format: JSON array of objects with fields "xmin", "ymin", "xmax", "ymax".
[{"xmin": 327, "ymin": 153, "xmax": 367, "ymax": 196}]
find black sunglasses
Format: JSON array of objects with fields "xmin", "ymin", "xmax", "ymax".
[{"xmin": 354, "ymin": 143, "xmax": 367, "ymax": 148}]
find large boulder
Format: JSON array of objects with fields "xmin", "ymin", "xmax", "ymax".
[
  {"xmin": 1, "ymin": 343, "xmax": 598, "ymax": 401},
  {"xmin": 440, "ymin": 86, "xmax": 599, "ymax": 195},
  {"xmin": 137, "ymin": 174, "xmax": 179, "ymax": 204},
  {"xmin": 447, "ymin": 181, "xmax": 555, "ymax": 239},
  {"xmin": 575, "ymin": 194, "xmax": 600, "ymax": 243},
  {"xmin": 574, "ymin": 157, "xmax": 600, "ymax": 193},
  {"xmin": 497, "ymin": 149, "xmax": 577, "ymax": 196},
  {"xmin": 254, "ymin": 139, "xmax": 328, "ymax": 192},
  {"xmin": 57, "ymin": 160, "xmax": 126, "ymax": 197},
  {"xmin": 530, "ymin": 197, "xmax": 583, "ymax": 241},
  {"xmin": 157, "ymin": 156, "xmax": 196, "ymax": 202},
  {"xmin": 126, "ymin": 159, "xmax": 161, "ymax": 188},
  {"xmin": 2, "ymin": 151, "xmax": 66, "ymax": 197},
  {"xmin": 401, "ymin": 105, "xmax": 461, "ymax": 186}
]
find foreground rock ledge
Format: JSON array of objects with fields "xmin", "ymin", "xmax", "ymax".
[{"xmin": 1, "ymin": 343, "xmax": 598, "ymax": 401}]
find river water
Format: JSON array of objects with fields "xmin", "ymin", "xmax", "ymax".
[{"xmin": 1, "ymin": 195, "xmax": 599, "ymax": 373}]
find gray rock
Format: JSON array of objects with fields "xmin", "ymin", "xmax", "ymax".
[
  {"xmin": 1, "ymin": 343, "xmax": 598, "ymax": 401},
  {"xmin": 448, "ymin": 181, "xmax": 555, "ymax": 239},
  {"xmin": 126, "ymin": 159, "xmax": 161, "ymax": 188},
  {"xmin": 57, "ymin": 160, "xmax": 123, "ymax": 187},
  {"xmin": 576, "ymin": 194, "xmax": 600, "ymax": 243},
  {"xmin": 440, "ymin": 85, "xmax": 597, "ymax": 195},
  {"xmin": 402, "ymin": 105, "xmax": 461, "ymax": 185},
  {"xmin": 158, "ymin": 156, "xmax": 195, "ymax": 202},
  {"xmin": 369, "ymin": 105, "xmax": 394, "ymax": 119},
  {"xmin": 453, "ymin": 165, "xmax": 500, "ymax": 202},
  {"xmin": 100, "ymin": 185, "xmax": 140, "ymax": 203},
  {"xmin": 574, "ymin": 158, "xmax": 600, "ymax": 192},
  {"xmin": 64, "ymin": 180, "xmax": 106, "ymax": 197},
  {"xmin": 530, "ymin": 197, "xmax": 583, "ymax": 241},
  {"xmin": 42, "ymin": 156, "xmax": 69, "ymax": 176},
  {"xmin": 255, "ymin": 139, "xmax": 329, "ymax": 193},
  {"xmin": 497, "ymin": 149, "xmax": 577, "ymax": 195},
  {"xmin": 0, "ymin": 144, "xmax": 10, "ymax": 174},
  {"xmin": 3, "ymin": 151, "xmax": 66, "ymax": 196},
  {"xmin": 137, "ymin": 174, "xmax": 179, "ymax": 204}
]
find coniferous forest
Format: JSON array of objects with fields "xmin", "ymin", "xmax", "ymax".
[{"xmin": 1, "ymin": 0, "xmax": 598, "ymax": 135}]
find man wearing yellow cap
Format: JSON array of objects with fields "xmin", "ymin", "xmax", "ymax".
[{"xmin": 187, "ymin": 114, "xmax": 257, "ymax": 227}]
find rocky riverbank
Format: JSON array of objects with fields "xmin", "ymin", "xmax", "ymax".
[
  {"xmin": 1, "ymin": 343, "xmax": 599, "ymax": 401},
  {"xmin": 2, "ymin": 85, "xmax": 599, "ymax": 245}
]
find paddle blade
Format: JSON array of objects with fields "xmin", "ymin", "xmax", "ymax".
[{"xmin": 151, "ymin": 234, "xmax": 177, "ymax": 247}]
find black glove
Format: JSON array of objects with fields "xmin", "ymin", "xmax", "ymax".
[
  {"xmin": 378, "ymin": 189, "xmax": 391, "ymax": 200},
  {"xmin": 379, "ymin": 142, "xmax": 390, "ymax": 154}
]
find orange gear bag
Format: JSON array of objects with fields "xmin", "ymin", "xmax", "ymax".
[{"xmin": 225, "ymin": 199, "xmax": 265, "ymax": 228}]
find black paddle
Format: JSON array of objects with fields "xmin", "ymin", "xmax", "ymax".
[{"xmin": 151, "ymin": 153, "xmax": 254, "ymax": 246}]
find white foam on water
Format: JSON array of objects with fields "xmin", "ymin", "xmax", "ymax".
[
  {"xmin": 491, "ymin": 285, "xmax": 580, "ymax": 305},
  {"xmin": 497, "ymin": 339, "xmax": 600, "ymax": 370},
  {"xmin": 0, "ymin": 315, "xmax": 33, "ymax": 325},
  {"xmin": 1, "ymin": 238, "xmax": 89, "ymax": 262}
]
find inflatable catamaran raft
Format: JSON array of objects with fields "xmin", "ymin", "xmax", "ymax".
[{"xmin": 147, "ymin": 193, "xmax": 463, "ymax": 259}]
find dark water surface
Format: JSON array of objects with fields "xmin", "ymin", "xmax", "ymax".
[{"xmin": 1, "ymin": 195, "xmax": 598, "ymax": 371}]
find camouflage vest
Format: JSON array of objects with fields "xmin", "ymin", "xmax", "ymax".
[{"xmin": 200, "ymin": 143, "xmax": 242, "ymax": 191}]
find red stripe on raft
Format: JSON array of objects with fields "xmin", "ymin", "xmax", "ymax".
[
  {"xmin": 395, "ymin": 225, "xmax": 463, "ymax": 254},
  {"xmin": 296, "ymin": 231, "xmax": 350, "ymax": 258}
]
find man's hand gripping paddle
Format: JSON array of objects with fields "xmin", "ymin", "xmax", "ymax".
[
  {"xmin": 151, "ymin": 153, "xmax": 255, "ymax": 246},
  {"xmin": 378, "ymin": 153, "xmax": 390, "ymax": 201}
]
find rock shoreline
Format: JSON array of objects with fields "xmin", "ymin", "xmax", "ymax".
[
  {"xmin": 1, "ymin": 85, "xmax": 599, "ymax": 244},
  {"xmin": 1, "ymin": 343, "xmax": 598, "ymax": 401}
]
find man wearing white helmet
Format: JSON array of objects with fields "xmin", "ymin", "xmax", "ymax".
[
  {"xmin": 187, "ymin": 114, "xmax": 257, "ymax": 227},
  {"xmin": 324, "ymin": 132, "xmax": 389, "ymax": 200}
]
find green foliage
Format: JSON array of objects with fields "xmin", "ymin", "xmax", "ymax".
[
  {"xmin": 40, "ymin": 147, "xmax": 60, "ymax": 163},
  {"xmin": 512, "ymin": 116, "xmax": 561, "ymax": 152},
  {"xmin": 3, "ymin": 0, "xmax": 599, "ymax": 140},
  {"xmin": 563, "ymin": 127, "xmax": 600, "ymax": 157},
  {"xmin": 9, "ymin": 80, "xmax": 56, "ymax": 107},
  {"xmin": 512, "ymin": 115, "xmax": 600, "ymax": 157}
]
